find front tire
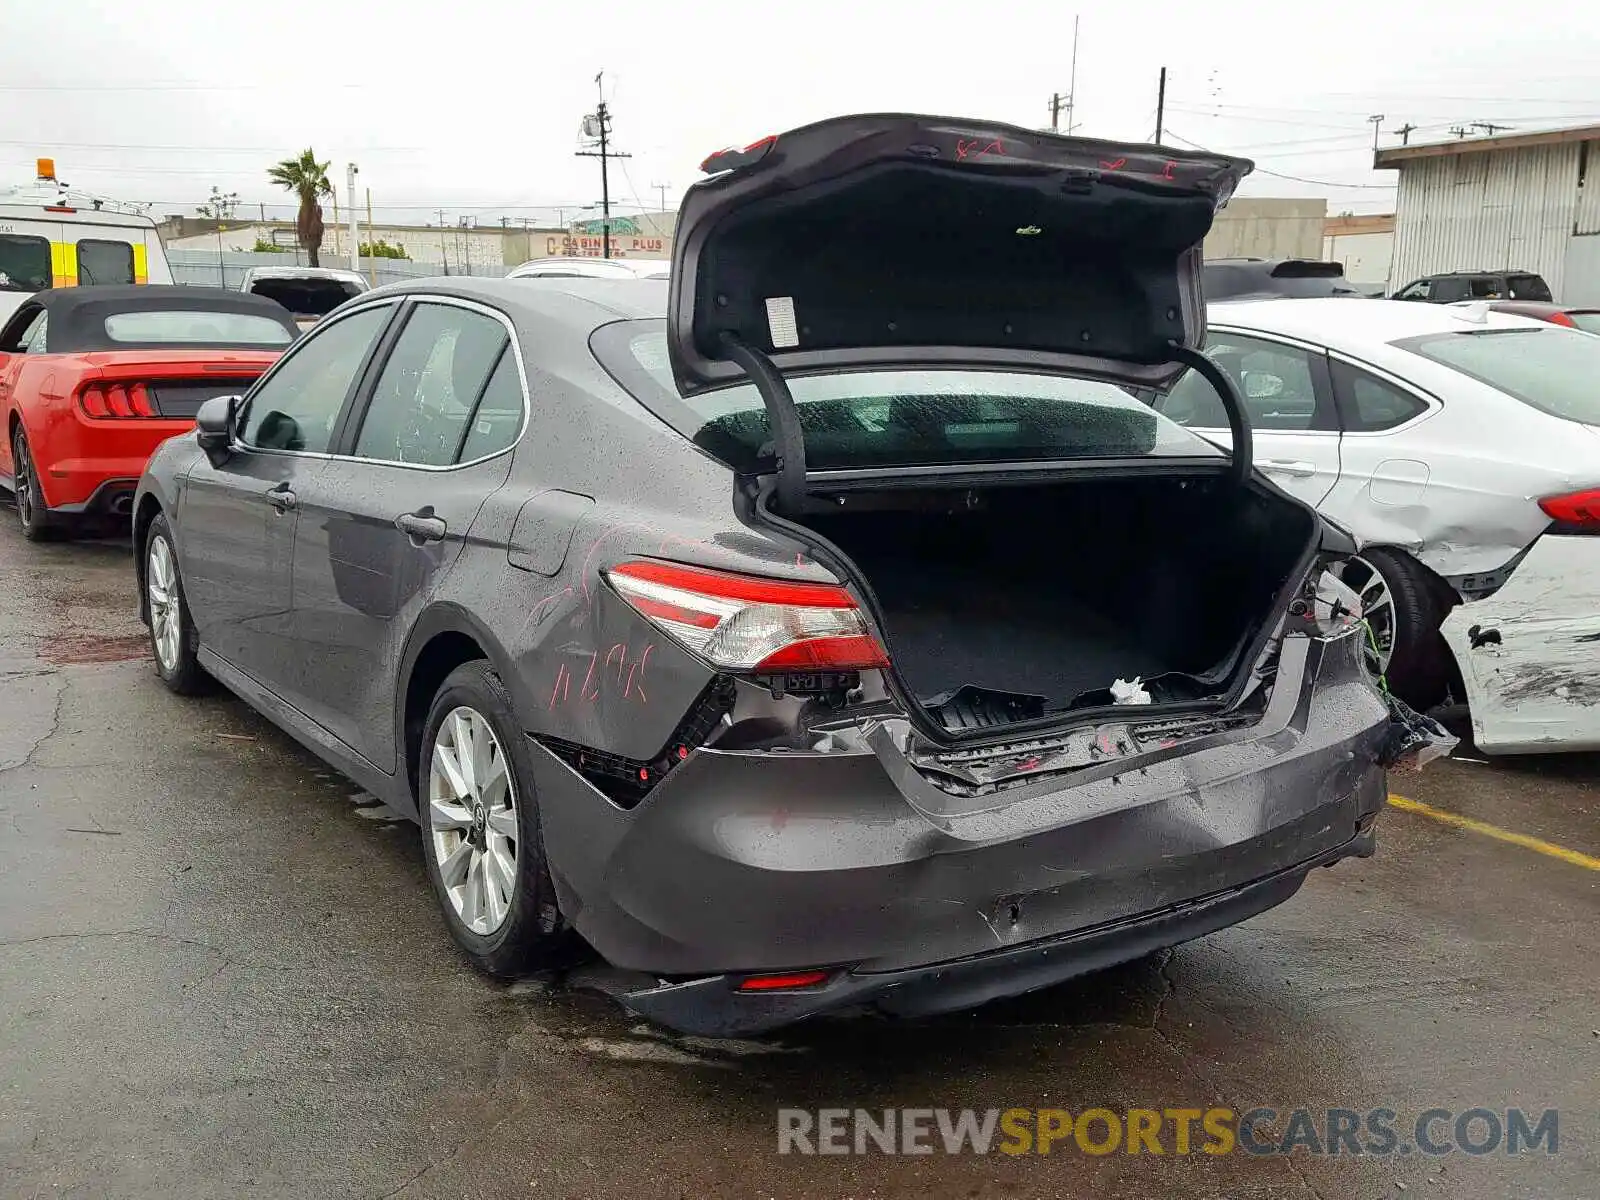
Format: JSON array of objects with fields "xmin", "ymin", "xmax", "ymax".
[
  {"xmin": 144, "ymin": 513, "xmax": 210, "ymax": 695},
  {"xmin": 419, "ymin": 661, "xmax": 574, "ymax": 976},
  {"xmin": 12, "ymin": 426, "xmax": 66, "ymax": 542}
]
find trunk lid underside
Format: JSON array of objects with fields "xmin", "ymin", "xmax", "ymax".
[{"xmin": 654, "ymin": 112, "xmax": 1313, "ymax": 744}]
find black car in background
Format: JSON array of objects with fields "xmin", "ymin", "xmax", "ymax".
[
  {"xmin": 131, "ymin": 114, "xmax": 1392, "ymax": 1035},
  {"xmin": 1391, "ymin": 269, "xmax": 1553, "ymax": 303}
]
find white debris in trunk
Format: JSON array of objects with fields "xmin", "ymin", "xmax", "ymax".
[{"xmin": 1110, "ymin": 677, "xmax": 1153, "ymax": 705}]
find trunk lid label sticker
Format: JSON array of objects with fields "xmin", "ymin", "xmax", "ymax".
[{"xmin": 764, "ymin": 296, "xmax": 799, "ymax": 349}]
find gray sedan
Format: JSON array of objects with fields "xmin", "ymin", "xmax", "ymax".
[{"xmin": 132, "ymin": 114, "xmax": 1393, "ymax": 1034}]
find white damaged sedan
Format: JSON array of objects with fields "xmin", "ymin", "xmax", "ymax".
[{"xmin": 1154, "ymin": 298, "xmax": 1600, "ymax": 754}]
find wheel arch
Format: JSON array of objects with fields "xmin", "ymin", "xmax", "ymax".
[{"xmin": 396, "ymin": 603, "xmax": 520, "ymax": 813}]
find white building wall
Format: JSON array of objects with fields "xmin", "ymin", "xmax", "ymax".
[
  {"xmin": 1321, "ymin": 230, "xmax": 1393, "ymax": 288},
  {"xmin": 1388, "ymin": 143, "xmax": 1585, "ymax": 297}
]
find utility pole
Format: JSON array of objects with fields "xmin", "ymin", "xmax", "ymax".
[
  {"xmin": 347, "ymin": 163, "xmax": 360, "ymax": 272},
  {"xmin": 1472, "ymin": 121, "xmax": 1511, "ymax": 136},
  {"xmin": 1154, "ymin": 67, "xmax": 1167, "ymax": 145},
  {"xmin": 576, "ymin": 71, "xmax": 631, "ymax": 259},
  {"xmin": 437, "ymin": 209, "xmax": 449, "ymax": 274},
  {"xmin": 1391, "ymin": 122, "xmax": 1417, "ymax": 145},
  {"xmin": 651, "ymin": 181, "xmax": 671, "ymax": 212},
  {"xmin": 1368, "ymin": 113, "xmax": 1386, "ymax": 153},
  {"xmin": 1450, "ymin": 125, "xmax": 1473, "ymax": 140}
]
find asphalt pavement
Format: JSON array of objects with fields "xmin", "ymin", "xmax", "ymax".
[{"xmin": 1, "ymin": 516, "xmax": 1596, "ymax": 1199}]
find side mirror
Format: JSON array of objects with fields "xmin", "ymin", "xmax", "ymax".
[{"xmin": 195, "ymin": 394, "xmax": 241, "ymax": 467}]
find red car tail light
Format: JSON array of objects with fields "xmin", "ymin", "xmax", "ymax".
[
  {"xmin": 78, "ymin": 384, "xmax": 109, "ymax": 418},
  {"xmin": 1538, "ymin": 488, "xmax": 1600, "ymax": 528},
  {"xmin": 606, "ymin": 560, "xmax": 890, "ymax": 672},
  {"xmin": 79, "ymin": 382, "xmax": 157, "ymax": 418}
]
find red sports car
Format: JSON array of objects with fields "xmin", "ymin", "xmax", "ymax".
[{"xmin": 1, "ymin": 285, "xmax": 298, "ymax": 539}]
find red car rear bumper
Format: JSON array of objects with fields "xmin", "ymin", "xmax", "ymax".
[{"xmin": 30, "ymin": 416, "xmax": 194, "ymax": 512}]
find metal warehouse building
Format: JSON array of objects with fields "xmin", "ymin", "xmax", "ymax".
[{"xmin": 1375, "ymin": 123, "xmax": 1600, "ymax": 304}]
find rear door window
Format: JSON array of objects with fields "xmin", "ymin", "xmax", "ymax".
[
  {"xmin": 0, "ymin": 234, "xmax": 52, "ymax": 292},
  {"xmin": 77, "ymin": 239, "xmax": 135, "ymax": 285},
  {"xmin": 352, "ymin": 302, "xmax": 513, "ymax": 466},
  {"xmin": 592, "ymin": 321, "xmax": 1224, "ymax": 471},
  {"xmin": 1157, "ymin": 335, "xmax": 1335, "ymax": 431},
  {"xmin": 1507, "ymin": 274, "xmax": 1552, "ymax": 302},
  {"xmin": 1468, "ymin": 277, "xmax": 1503, "ymax": 299},
  {"xmin": 1395, "ymin": 326, "xmax": 1600, "ymax": 424},
  {"xmin": 238, "ymin": 304, "xmax": 394, "ymax": 454},
  {"xmin": 1429, "ymin": 277, "xmax": 1470, "ymax": 302}
]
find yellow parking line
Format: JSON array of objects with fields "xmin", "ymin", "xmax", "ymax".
[{"xmin": 1388, "ymin": 794, "xmax": 1600, "ymax": 871}]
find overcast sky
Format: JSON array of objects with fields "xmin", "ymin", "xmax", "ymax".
[{"xmin": 4, "ymin": 0, "xmax": 1598, "ymax": 227}]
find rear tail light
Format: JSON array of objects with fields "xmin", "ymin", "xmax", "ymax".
[
  {"xmin": 1547, "ymin": 311, "xmax": 1577, "ymax": 327},
  {"xmin": 1538, "ymin": 488, "xmax": 1600, "ymax": 528},
  {"xmin": 605, "ymin": 560, "xmax": 889, "ymax": 672},
  {"xmin": 78, "ymin": 382, "xmax": 155, "ymax": 418}
]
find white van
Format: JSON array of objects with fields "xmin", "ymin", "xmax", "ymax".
[{"xmin": 0, "ymin": 161, "xmax": 173, "ymax": 324}]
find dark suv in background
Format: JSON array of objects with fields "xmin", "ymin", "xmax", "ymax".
[{"xmin": 1390, "ymin": 270, "xmax": 1553, "ymax": 303}]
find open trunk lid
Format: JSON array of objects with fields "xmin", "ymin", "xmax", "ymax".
[{"xmin": 668, "ymin": 113, "xmax": 1252, "ymax": 396}]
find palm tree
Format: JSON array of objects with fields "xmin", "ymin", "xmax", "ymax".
[{"xmin": 267, "ymin": 149, "xmax": 333, "ymax": 266}]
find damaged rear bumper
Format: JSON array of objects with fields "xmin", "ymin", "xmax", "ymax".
[
  {"xmin": 527, "ymin": 626, "xmax": 1390, "ymax": 1031},
  {"xmin": 616, "ymin": 826, "xmax": 1377, "ymax": 1037}
]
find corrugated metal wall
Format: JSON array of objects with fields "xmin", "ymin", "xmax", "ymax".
[{"xmin": 1389, "ymin": 142, "xmax": 1586, "ymax": 297}]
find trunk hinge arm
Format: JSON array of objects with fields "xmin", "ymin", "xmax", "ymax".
[
  {"xmin": 718, "ymin": 331, "xmax": 807, "ymax": 512},
  {"xmin": 1167, "ymin": 342, "xmax": 1252, "ymax": 485}
]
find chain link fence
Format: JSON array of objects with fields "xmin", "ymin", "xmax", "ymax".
[{"xmin": 166, "ymin": 250, "xmax": 505, "ymax": 290}]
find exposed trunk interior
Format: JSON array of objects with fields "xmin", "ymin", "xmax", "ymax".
[{"xmin": 795, "ymin": 473, "xmax": 1317, "ymax": 731}]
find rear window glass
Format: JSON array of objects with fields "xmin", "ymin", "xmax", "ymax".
[
  {"xmin": 1569, "ymin": 312, "xmax": 1600, "ymax": 334},
  {"xmin": 248, "ymin": 277, "xmax": 364, "ymax": 317},
  {"xmin": 103, "ymin": 311, "xmax": 294, "ymax": 346},
  {"xmin": 0, "ymin": 234, "xmax": 52, "ymax": 292},
  {"xmin": 592, "ymin": 321, "xmax": 1223, "ymax": 470},
  {"xmin": 1395, "ymin": 327, "xmax": 1600, "ymax": 424},
  {"xmin": 77, "ymin": 239, "xmax": 135, "ymax": 285}
]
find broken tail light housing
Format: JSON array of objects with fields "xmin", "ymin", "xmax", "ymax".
[
  {"xmin": 606, "ymin": 560, "xmax": 889, "ymax": 672},
  {"xmin": 1538, "ymin": 488, "xmax": 1600, "ymax": 530},
  {"xmin": 79, "ymin": 382, "xmax": 155, "ymax": 418}
]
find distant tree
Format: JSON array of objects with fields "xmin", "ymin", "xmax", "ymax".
[
  {"xmin": 267, "ymin": 149, "xmax": 333, "ymax": 267},
  {"xmin": 359, "ymin": 238, "xmax": 410, "ymax": 260},
  {"xmin": 196, "ymin": 186, "xmax": 240, "ymax": 220},
  {"xmin": 251, "ymin": 238, "xmax": 288, "ymax": 254}
]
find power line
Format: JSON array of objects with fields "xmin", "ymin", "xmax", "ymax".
[{"xmin": 1163, "ymin": 129, "xmax": 1397, "ymax": 190}]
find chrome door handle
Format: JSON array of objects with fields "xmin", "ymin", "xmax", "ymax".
[
  {"xmin": 265, "ymin": 485, "xmax": 297, "ymax": 512},
  {"xmin": 1261, "ymin": 459, "xmax": 1317, "ymax": 478},
  {"xmin": 396, "ymin": 511, "xmax": 447, "ymax": 544}
]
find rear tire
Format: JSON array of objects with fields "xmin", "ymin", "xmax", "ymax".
[
  {"xmin": 11, "ymin": 426, "xmax": 67, "ymax": 542},
  {"xmin": 1346, "ymin": 547, "xmax": 1452, "ymax": 710},
  {"xmin": 419, "ymin": 661, "xmax": 576, "ymax": 976}
]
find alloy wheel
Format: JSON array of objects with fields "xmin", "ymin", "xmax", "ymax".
[
  {"xmin": 429, "ymin": 706, "xmax": 518, "ymax": 935},
  {"xmin": 147, "ymin": 535, "xmax": 182, "ymax": 672},
  {"xmin": 1341, "ymin": 555, "xmax": 1397, "ymax": 676},
  {"xmin": 13, "ymin": 432, "xmax": 35, "ymax": 528}
]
